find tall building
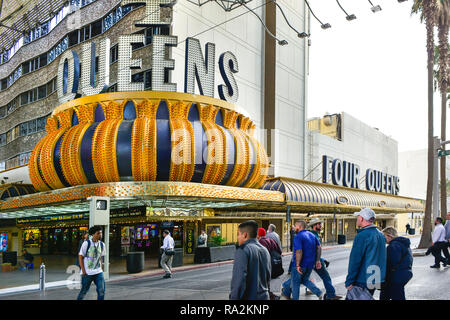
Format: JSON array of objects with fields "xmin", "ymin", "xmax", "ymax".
[{"xmin": 0, "ymin": 0, "xmax": 309, "ymax": 183}]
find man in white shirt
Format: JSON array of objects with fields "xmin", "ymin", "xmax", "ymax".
[
  {"xmin": 161, "ymin": 229, "xmax": 175, "ymax": 278},
  {"xmin": 77, "ymin": 226, "xmax": 106, "ymax": 300},
  {"xmin": 430, "ymin": 217, "xmax": 449, "ymax": 268}
]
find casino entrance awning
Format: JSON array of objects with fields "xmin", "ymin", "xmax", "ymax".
[
  {"xmin": 0, "ymin": 181, "xmax": 285, "ymax": 219},
  {"xmin": 0, "ymin": 178, "xmax": 424, "ymax": 219},
  {"xmin": 260, "ymin": 177, "xmax": 424, "ymax": 214}
]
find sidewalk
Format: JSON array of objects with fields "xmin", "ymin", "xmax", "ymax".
[{"xmin": 0, "ymin": 234, "xmax": 422, "ymax": 296}]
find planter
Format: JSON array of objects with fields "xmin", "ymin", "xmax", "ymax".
[
  {"xmin": 1, "ymin": 264, "xmax": 12, "ymax": 272},
  {"xmin": 210, "ymin": 245, "xmax": 236, "ymax": 263},
  {"xmin": 194, "ymin": 245, "xmax": 236, "ymax": 264}
]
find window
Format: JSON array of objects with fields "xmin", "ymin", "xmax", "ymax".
[
  {"xmin": 23, "ymin": 61, "xmax": 30, "ymax": 74},
  {"xmin": 68, "ymin": 30, "xmax": 80, "ymax": 47},
  {"xmin": 131, "ymin": 71, "xmax": 144, "ymax": 83},
  {"xmin": 39, "ymin": 54, "xmax": 47, "ymax": 68},
  {"xmin": 37, "ymin": 117, "xmax": 47, "ymax": 131},
  {"xmin": 38, "ymin": 85, "xmax": 47, "ymax": 100},
  {"xmin": 145, "ymin": 71, "xmax": 151, "ymax": 90},
  {"xmin": 110, "ymin": 45, "xmax": 118, "ymax": 64},
  {"xmin": 82, "ymin": 25, "xmax": 91, "ymax": 42},
  {"xmin": 0, "ymin": 107, "xmax": 6, "ymax": 119},
  {"xmin": 28, "ymin": 120, "xmax": 37, "ymax": 134},
  {"xmin": 0, "ymin": 134, "xmax": 5, "ymax": 146},
  {"xmin": 47, "ymin": 78, "xmax": 57, "ymax": 94},
  {"xmin": 21, "ymin": 92, "xmax": 28, "ymax": 106},
  {"xmin": 95, "ymin": 56, "xmax": 99, "ymax": 73},
  {"xmin": 91, "ymin": 20, "xmax": 102, "ymax": 37},
  {"xmin": 20, "ymin": 123, "xmax": 28, "ymax": 136}
]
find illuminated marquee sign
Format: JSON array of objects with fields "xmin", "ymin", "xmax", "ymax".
[
  {"xmin": 57, "ymin": 0, "xmax": 240, "ymax": 105},
  {"xmin": 322, "ymin": 155, "xmax": 400, "ymax": 195}
]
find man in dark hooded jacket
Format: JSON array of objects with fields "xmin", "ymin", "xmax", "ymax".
[{"xmin": 380, "ymin": 227, "xmax": 413, "ymax": 300}]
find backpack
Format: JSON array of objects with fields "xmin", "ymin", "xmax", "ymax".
[
  {"xmin": 270, "ymin": 249, "xmax": 284, "ymax": 279},
  {"xmin": 83, "ymin": 240, "xmax": 105, "ymax": 266},
  {"xmin": 85, "ymin": 239, "xmax": 104, "ymax": 254}
]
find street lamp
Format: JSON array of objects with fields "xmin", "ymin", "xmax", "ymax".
[
  {"xmin": 304, "ymin": 0, "xmax": 332, "ymax": 30},
  {"xmin": 241, "ymin": 2, "xmax": 289, "ymax": 46},
  {"xmin": 336, "ymin": 0, "xmax": 357, "ymax": 21},
  {"xmin": 368, "ymin": 0, "xmax": 382, "ymax": 13},
  {"xmin": 271, "ymin": 0, "xmax": 309, "ymax": 38}
]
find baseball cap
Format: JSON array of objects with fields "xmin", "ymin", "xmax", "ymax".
[
  {"xmin": 258, "ymin": 228, "xmax": 266, "ymax": 237},
  {"xmin": 308, "ymin": 217, "xmax": 323, "ymax": 227},
  {"xmin": 354, "ymin": 208, "xmax": 375, "ymax": 221}
]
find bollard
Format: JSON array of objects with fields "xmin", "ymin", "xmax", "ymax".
[{"xmin": 39, "ymin": 262, "xmax": 46, "ymax": 291}]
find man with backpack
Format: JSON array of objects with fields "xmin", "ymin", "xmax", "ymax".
[
  {"xmin": 308, "ymin": 218, "xmax": 342, "ymax": 300},
  {"xmin": 257, "ymin": 228, "xmax": 283, "ymax": 300},
  {"xmin": 77, "ymin": 226, "xmax": 106, "ymax": 300}
]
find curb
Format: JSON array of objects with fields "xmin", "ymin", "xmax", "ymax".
[
  {"xmin": 108, "ymin": 260, "xmax": 236, "ymax": 284},
  {"xmin": 0, "ymin": 242, "xmax": 360, "ymax": 294}
]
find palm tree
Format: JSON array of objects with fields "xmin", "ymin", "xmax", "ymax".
[
  {"xmin": 412, "ymin": 0, "xmax": 437, "ymax": 249},
  {"xmin": 435, "ymin": 1, "xmax": 450, "ymax": 221}
]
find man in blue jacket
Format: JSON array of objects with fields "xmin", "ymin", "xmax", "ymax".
[
  {"xmin": 229, "ymin": 220, "xmax": 271, "ymax": 300},
  {"xmin": 345, "ymin": 208, "xmax": 386, "ymax": 297}
]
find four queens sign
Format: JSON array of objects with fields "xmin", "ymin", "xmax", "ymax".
[{"xmin": 322, "ymin": 155, "xmax": 400, "ymax": 195}]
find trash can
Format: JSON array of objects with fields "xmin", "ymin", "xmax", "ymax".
[
  {"xmin": 126, "ymin": 252, "xmax": 144, "ymax": 273},
  {"xmin": 409, "ymin": 228, "xmax": 415, "ymax": 235},
  {"xmin": 337, "ymin": 234, "xmax": 346, "ymax": 245},
  {"xmin": 3, "ymin": 251, "xmax": 17, "ymax": 266}
]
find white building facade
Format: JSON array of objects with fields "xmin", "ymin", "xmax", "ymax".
[{"xmin": 306, "ymin": 112, "xmax": 398, "ymax": 187}]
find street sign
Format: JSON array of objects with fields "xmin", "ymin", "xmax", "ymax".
[{"xmin": 438, "ymin": 150, "xmax": 450, "ymax": 157}]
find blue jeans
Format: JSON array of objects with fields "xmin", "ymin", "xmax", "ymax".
[
  {"xmin": 314, "ymin": 258, "xmax": 337, "ymax": 299},
  {"xmin": 77, "ymin": 273, "xmax": 105, "ymax": 300},
  {"xmin": 282, "ymin": 266, "xmax": 322, "ymax": 300}
]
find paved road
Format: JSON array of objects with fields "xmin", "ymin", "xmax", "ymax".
[{"xmin": 2, "ymin": 236, "xmax": 449, "ymax": 300}]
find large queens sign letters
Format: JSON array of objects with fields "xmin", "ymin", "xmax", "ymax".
[{"xmin": 322, "ymin": 155, "xmax": 400, "ymax": 195}]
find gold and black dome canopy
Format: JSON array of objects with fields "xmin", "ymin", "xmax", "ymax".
[{"xmin": 29, "ymin": 91, "xmax": 269, "ymax": 192}]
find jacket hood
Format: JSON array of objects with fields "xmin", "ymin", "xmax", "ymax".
[{"xmin": 391, "ymin": 236, "xmax": 410, "ymax": 248}]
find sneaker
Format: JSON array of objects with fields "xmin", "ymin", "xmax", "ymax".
[
  {"xmin": 324, "ymin": 260, "xmax": 330, "ymax": 268},
  {"xmin": 163, "ymin": 273, "xmax": 172, "ymax": 278},
  {"xmin": 305, "ymin": 289, "xmax": 314, "ymax": 295},
  {"xmin": 319, "ymin": 292, "xmax": 325, "ymax": 300},
  {"xmin": 430, "ymin": 264, "xmax": 440, "ymax": 269}
]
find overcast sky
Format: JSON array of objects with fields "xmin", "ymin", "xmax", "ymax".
[{"xmin": 307, "ymin": 0, "xmax": 448, "ymax": 152}]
